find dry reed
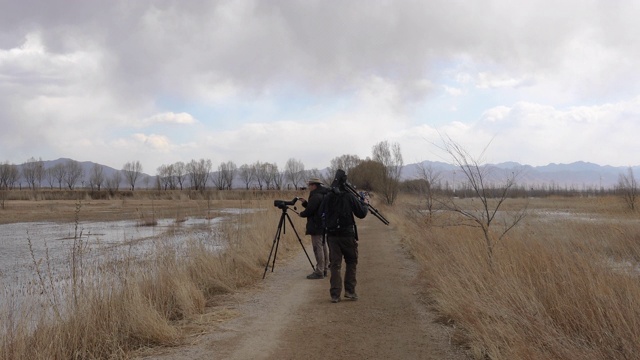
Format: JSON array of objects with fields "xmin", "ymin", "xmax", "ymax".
[
  {"xmin": 395, "ymin": 194, "xmax": 640, "ymax": 359},
  {"xmin": 0, "ymin": 193, "xmax": 306, "ymax": 359}
]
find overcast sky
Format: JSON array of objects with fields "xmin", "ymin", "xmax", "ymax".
[{"xmin": 2, "ymin": 0, "xmax": 639, "ymax": 174}]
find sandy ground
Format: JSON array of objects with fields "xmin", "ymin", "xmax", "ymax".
[{"xmin": 136, "ymin": 218, "xmax": 471, "ymax": 360}]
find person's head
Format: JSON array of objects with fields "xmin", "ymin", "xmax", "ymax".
[{"xmin": 307, "ymin": 177, "xmax": 323, "ymax": 190}]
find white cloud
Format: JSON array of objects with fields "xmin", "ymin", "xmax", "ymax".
[
  {"xmin": 138, "ymin": 112, "xmax": 197, "ymax": 127},
  {"xmin": 130, "ymin": 133, "xmax": 173, "ymax": 152},
  {"xmin": 444, "ymin": 86, "xmax": 463, "ymax": 96},
  {"xmin": 476, "ymin": 72, "xmax": 532, "ymax": 89}
]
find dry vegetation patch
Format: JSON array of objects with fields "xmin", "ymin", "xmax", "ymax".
[
  {"xmin": 395, "ymin": 194, "xmax": 640, "ymax": 359},
  {"xmin": 0, "ymin": 190, "xmax": 307, "ymax": 359}
]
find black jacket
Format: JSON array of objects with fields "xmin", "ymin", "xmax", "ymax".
[{"xmin": 299, "ymin": 185, "xmax": 329, "ymax": 235}]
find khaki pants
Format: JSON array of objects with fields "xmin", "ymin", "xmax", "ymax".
[
  {"xmin": 327, "ymin": 234, "xmax": 358, "ymax": 298},
  {"xmin": 311, "ymin": 234, "xmax": 329, "ymax": 276}
]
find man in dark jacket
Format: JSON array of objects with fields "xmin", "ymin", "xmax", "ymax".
[
  {"xmin": 323, "ymin": 172, "xmax": 368, "ymax": 303},
  {"xmin": 298, "ymin": 177, "xmax": 329, "ymax": 279}
]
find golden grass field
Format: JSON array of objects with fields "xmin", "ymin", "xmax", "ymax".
[
  {"xmin": 392, "ymin": 194, "xmax": 640, "ymax": 359},
  {"xmin": 1, "ymin": 190, "xmax": 639, "ymax": 359}
]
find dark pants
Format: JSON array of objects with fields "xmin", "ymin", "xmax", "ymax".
[{"xmin": 327, "ymin": 234, "xmax": 358, "ymax": 298}]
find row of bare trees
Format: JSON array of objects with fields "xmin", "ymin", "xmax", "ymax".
[
  {"xmin": 0, "ymin": 158, "xmax": 137, "ymax": 191},
  {"xmin": 156, "ymin": 158, "xmax": 314, "ymax": 191},
  {"xmin": 2, "ymin": 158, "xmax": 85, "ymax": 190},
  {"xmin": 1, "ymin": 140, "xmax": 404, "ymax": 199},
  {"xmin": 152, "ymin": 141, "xmax": 405, "ymax": 203}
]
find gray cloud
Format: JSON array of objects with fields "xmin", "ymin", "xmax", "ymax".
[
  {"xmin": 2, "ymin": 0, "xmax": 640, "ymax": 170},
  {"xmin": 3, "ymin": 0, "xmax": 638, "ymax": 100}
]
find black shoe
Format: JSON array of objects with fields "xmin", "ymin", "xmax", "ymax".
[
  {"xmin": 344, "ymin": 292, "xmax": 358, "ymax": 301},
  {"xmin": 331, "ymin": 296, "xmax": 341, "ymax": 303},
  {"xmin": 306, "ymin": 272, "xmax": 323, "ymax": 279}
]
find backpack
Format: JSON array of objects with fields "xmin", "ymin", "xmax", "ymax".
[
  {"xmin": 311, "ymin": 186, "xmax": 329, "ymax": 231},
  {"xmin": 322, "ymin": 190, "xmax": 355, "ymax": 234}
]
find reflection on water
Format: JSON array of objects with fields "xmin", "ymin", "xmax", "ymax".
[{"xmin": 0, "ymin": 208, "xmax": 254, "ymax": 284}]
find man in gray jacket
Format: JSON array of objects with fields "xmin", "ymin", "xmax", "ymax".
[{"xmin": 298, "ymin": 177, "xmax": 329, "ymax": 279}]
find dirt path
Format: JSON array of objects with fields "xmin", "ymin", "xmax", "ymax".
[{"xmin": 139, "ymin": 218, "xmax": 469, "ymax": 360}]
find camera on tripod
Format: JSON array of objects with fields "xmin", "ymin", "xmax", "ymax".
[
  {"xmin": 273, "ymin": 197, "xmax": 299, "ymax": 209},
  {"xmin": 264, "ymin": 196, "xmax": 315, "ymax": 278}
]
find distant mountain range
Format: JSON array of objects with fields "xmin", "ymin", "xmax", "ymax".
[
  {"xmin": 15, "ymin": 158, "xmax": 636, "ymax": 190},
  {"xmin": 404, "ymin": 160, "xmax": 633, "ymax": 190}
]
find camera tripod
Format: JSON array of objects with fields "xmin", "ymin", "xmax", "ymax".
[{"xmin": 263, "ymin": 205, "xmax": 316, "ymax": 279}]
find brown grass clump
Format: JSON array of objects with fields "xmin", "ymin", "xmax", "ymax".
[
  {"xmin": 0, "ymin": 193, "xmax": 307, "ymax": 359},
  {"xmin": 395, "ymin": 194, "xmax": 640, "ymax": 359}
]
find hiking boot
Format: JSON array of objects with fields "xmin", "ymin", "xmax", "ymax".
[
  {"xmin": 344, "ymin": 292, "xmax": 358, "ymax": 301},
  {"xmin": 331, "ymin": 296, "xmax": 341, "ymax": 303},
  {"xmin": 306, "ymin": 272, "xmax": 324, "ymax": 279}
]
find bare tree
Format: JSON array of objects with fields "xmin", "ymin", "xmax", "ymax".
[
  {"xmin": 438, "ymin": 136, "xmax": 527, "ymax": 265},
  {"xmin": 284, "ymin": 158, "xmax": 305, "ymax": 190},
  {"xmin": 64, "ymin": 160, "xmax": 84, "ymax": 190},
  {"xmin": 187, "ymin": 159, "xmax": 211, "ymax": 191},
  {"xmin": 157, "ymin": 164, "xmax": 171, "ymax": 190},
  {"xmin": 89, "ymin": 163, "xmax": 105, "ymax": 191},
  {"xmin": 157, "ymin": 164, "xmax": 178, "ymax": 190},
  {"xmin": 0, "ymin": 162, "xmax": 10, "ymax": 189},
  {"xmin": 256, "ymin": 162, "xmax": 279, "ymax": 190},
  {"xmin": 220, "ymin": 161, "xmax": 237, "ymax": 190},
  {"xmin": 44, "ymin": 168, "xmax": 58, "ymax": 189},
  {"xmin": 272, "ymin": 166, "xmax": 285, "ymax": 190},
  {"xmin": 327, "ymin": 154, "xmax": 362, "ymax": 183},
  {"xmin": 372, "ymin": 141, "xmax": 403, "ymax": 205},
  {"xmin": 122, "ymin": 161, "xmax": 143, "ymax": 191},
  {"xmin": 0, "ymin": 162, "xmax": 19, "ymax": 189},
  {"xmin": 50, "ymin": 163, "xmax": 66, "ymax": 190},
  {"xmin": 238, "ymin": 163, "xmax": 255, "ymax": 189},
  {"xmin": 22, "ymin": 157, "xmax": 44, "ymax": 189},
  {"xmin": 165, "ymin": 163, "xmax": 176, "ymax": 189},
  {"xmin": 255, "ymin": 161, "xmax": 270, "ymax": 190},
  {"xmin": 417, "ymin": 162, "xmax": 442, "ymax": 221},
  {"xmin": 618, "ymin": 167, "xmax": 638, "ymax": 211},
  {"xmin": 211, "ymin": 164, "xmax": 225, "ymax": 190},
  {"xmin": 174, "ymin": 161, "xmax": 186, "ymax": 190},
  {"xmin": 106, "ymin": 170, "xmax": 122, "ymax": 192}
]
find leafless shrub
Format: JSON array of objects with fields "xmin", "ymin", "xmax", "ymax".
[
  {"xmin": 436, "ymin": 136, "xmax": 527, "ymax": 265},
  {"xmin": 617, "ymin": 167, "xmax": 638, "ymax": 211}
]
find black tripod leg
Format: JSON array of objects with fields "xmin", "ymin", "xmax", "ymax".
[
  {"xmin": 262, "ymin": 212, "xmax": 285, "ymax": 279},
  {"xmin": 285, "ymin": 212, "xmax": 316, "ymax": 272}
]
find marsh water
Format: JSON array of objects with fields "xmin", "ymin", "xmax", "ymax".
[{"xmin": 0, "ymin": 208, "xmax": 254, "ymax": 289}]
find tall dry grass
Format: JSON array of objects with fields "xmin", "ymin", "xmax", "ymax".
[
  {"xmin": 394, "ymin": 194, "xmax": 640, "ymax": 359},
  {"xmin": 0, "ymin": 194, "xmax": 306, "ymax": 359}
]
